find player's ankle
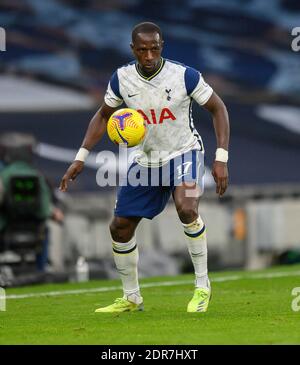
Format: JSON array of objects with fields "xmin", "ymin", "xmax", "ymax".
[
  {"xmin": 124, "ymin": 292, "xmax": 143, "ymax": 305},
  {"xmin": 195, "ymin": 275, "xmax": 210, "ymax": 289}
]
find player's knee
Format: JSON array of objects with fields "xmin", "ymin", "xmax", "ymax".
[
  {"xmin": 109, "ymin": 218, "xmax": 133, "ymax": 243},
  {"xmin": 177, "ymin": 204, "xmax": 198, "ymax": 224}
]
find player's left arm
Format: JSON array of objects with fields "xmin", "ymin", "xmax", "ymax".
[{"xmin": 203, "ymin": 92, "xmax": 230, "ymax": 197}]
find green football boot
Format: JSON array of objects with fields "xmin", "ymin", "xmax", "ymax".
[
  {"xmin": 187, "ymin": 287, "xmax": 211, "ymax": 313},
  {"xmin": 95, "ymin": 297, "xmax": 144, "ymax": 313}
]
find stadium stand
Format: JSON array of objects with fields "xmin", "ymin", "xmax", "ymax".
[{"xmin": 1, "ymin": 0, "xmax": 300, "ymax": 99}]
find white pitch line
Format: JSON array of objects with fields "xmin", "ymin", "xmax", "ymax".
[{"xmin": 4, "ymin": 270, "xmax": 300, "ymax": 300}]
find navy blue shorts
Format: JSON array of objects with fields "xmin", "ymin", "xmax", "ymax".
[{"xmin": 114, "ymin": 150, "xmax": 205, "ymax": 219}]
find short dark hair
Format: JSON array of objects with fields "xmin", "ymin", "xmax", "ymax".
[{"xmin": 132, "ymin": 22, "xmax": 162, "ymax": 43}]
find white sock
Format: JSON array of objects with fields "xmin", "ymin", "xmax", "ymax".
[
  {"xmin": 182, "ymin": 215, "xmax": 209, "ymax": 289},
  {"xmin": 112, "ymin": 236, "xmax": 143, "ymax": 304}
]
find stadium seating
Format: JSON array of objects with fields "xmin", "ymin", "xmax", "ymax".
[{"xmin": 1, "ymin": 0, "xmax": 299, "ymax": 99}]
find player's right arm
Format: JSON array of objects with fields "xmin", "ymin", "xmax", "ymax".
[{"xmin": 59, "ymin": 102, "xmax": 117, "ymax": 192}]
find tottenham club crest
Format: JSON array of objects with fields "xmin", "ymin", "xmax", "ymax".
[{"xmin": 165, "ymin": 88, "xmax": 172, "ymax": 101}]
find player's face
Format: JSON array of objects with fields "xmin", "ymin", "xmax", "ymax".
[{"xmin": 131, "ymin": 32, "xmax": 163, "ymax": 74}]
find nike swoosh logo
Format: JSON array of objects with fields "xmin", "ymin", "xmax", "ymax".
[{"xmin": 128, "ymin": 93, "xmax": 139, "ymax": 98}]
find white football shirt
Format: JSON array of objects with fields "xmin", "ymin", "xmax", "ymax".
[{"xmin": 104, "ymin": 58, "xmax": 213, "ymax": 167}]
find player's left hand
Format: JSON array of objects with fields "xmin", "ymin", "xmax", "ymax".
[{"xmin": 211, "ymin": 161, "xmax": 228, "ymax": 197}]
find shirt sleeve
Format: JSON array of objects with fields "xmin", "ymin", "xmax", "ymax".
[
  {"xmin": 104, "ymin": 70, "xmax": 123, "ymax": 108},
  {"xmin": 184, "ymin": 67, "xmax": 213, "ymax": 105}
]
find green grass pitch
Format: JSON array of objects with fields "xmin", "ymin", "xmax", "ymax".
[{"xmin": 1, "ymin": 264, "xmax": 300, "ymax": 344}]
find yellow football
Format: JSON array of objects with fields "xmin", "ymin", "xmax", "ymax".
[{"xmin": 107, "ymin": 108, "xmax": 146, "ymax": 147}]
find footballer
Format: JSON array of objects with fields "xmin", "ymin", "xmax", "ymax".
[{"xmin": 60, "ymin": 22, "xmax": 230, "ymax": 313}]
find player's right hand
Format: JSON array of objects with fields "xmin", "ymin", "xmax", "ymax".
[
  {"xmin": 59, "ymin": 160, "xmax": 84, "ymax": 192},
  {"xmin": 211, "ymin": 160, "xmax": 228, "ymax": 197}
]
